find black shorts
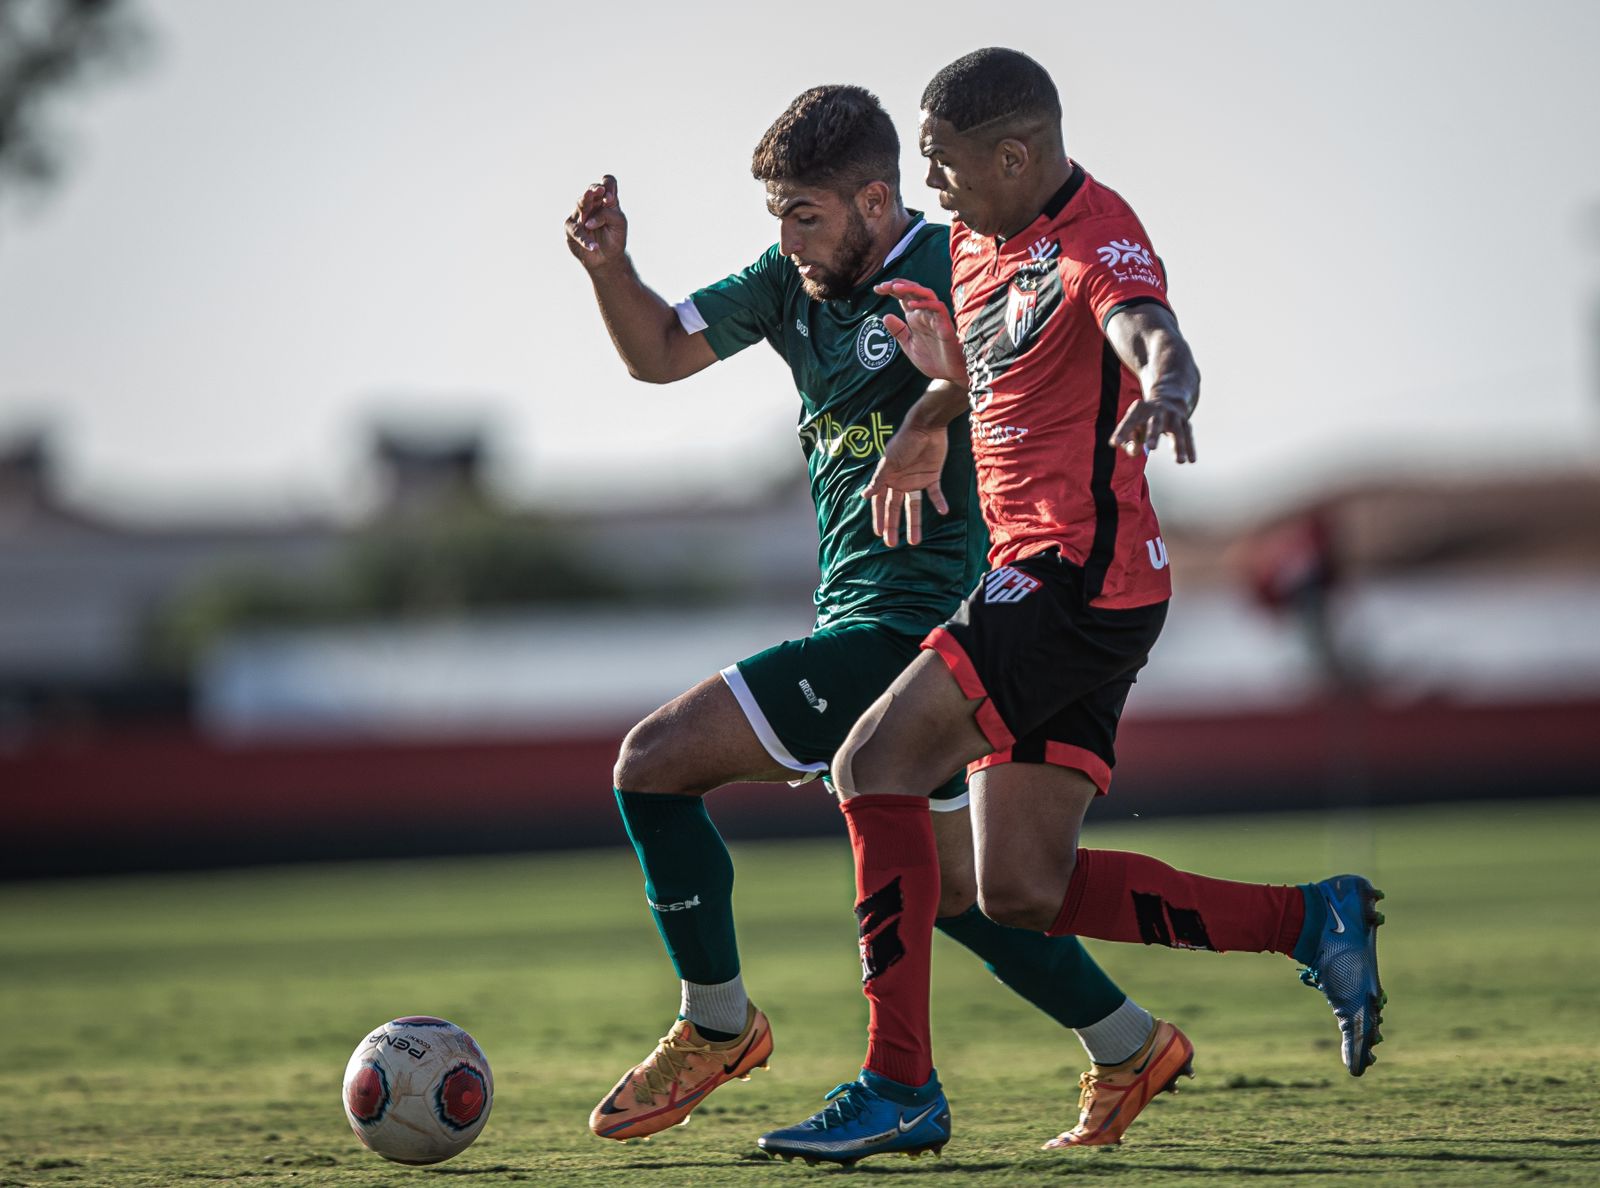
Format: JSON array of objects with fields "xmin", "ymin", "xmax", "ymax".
[{"xmin": 921, "ymin": 549, "xmax": 1167, "ymax": 793}]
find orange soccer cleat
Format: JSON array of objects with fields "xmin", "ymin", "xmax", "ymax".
[
  {"xmin": 1043, "ymin": 1018, "xmax": 1194, "ymax": 1149},
  {"xmin": 589, "ymin": 1003, "xmax": 773, "ymax": 1141}
]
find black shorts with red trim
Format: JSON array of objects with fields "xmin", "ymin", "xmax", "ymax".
[{"xmin": 922, "ymin": 548, "xmax": 1167, "ymax": 793}]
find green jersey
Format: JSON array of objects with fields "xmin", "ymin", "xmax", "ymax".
[{"xmin": 686, "ymin": 218, "xmax": 987, "ymax": 634}]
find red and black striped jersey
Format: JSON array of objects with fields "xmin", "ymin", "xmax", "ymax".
[{"xmin": 950, "ymin": 162, "xmax": 1173, "ymax": 609}]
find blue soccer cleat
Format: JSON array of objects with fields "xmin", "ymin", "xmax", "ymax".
[
  {"xmin": 757, "ymin": 1068, "xmax": 950, "ymax": 1165},
  {"xmin": 1299, "ymin": 874, "xmax": 1387, "ymax": 1076}
]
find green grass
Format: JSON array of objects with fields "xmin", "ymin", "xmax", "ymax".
[{"xmin": 3, "ymin": 800, "xmax": 1598, "ymax": 1186}]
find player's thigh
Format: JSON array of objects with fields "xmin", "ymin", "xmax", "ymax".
[
  {"xmin": 726, "ymin": 622, "xmax": 925, "ymax": 774},
  {"xmin": 835, "ymin": 649, "xmax": 991, "ymax": 799},
  {"xmin": 615, "ymin": 621, "xmax": 962, "ymax": 796},
  {"xmin": 614, "ymin": 674, "xmax": 794, "ymax": 794},
  {"xmin": 930, "ymin": 804, "xmax": 978, "ymax": 917},
  {"xmin": 967, "ymin": 659, "xmax": 1142, "ymax": 927},
  {"xmin": 969, "ymin": 763, "xmax": 1099, "ymax": 931}
]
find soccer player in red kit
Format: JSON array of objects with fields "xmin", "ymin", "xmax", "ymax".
[{"xmin": 757, "ymin": 48, "xmax": 1386, "ymax": 1166}]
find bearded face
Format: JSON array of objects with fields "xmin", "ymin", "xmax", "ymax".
[{"xmin": 794, "ymin": 204, "xmax": 875, "ymax": 301}]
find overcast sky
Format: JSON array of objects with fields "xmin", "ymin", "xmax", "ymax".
[{"xmin": 2, "ymin": 0, "xmax": 1597, "ymax": 526}]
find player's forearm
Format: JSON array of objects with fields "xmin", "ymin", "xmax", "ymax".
[
  {"xmin": 1139, "ymin": 327, "xmax": 1201, "ymax": 413},
  {"xmin": 586, "ymin": 258, "xmax": 689, "ymax": 385},
  {"xmin": 1107, "ymin": 305, "xmax": 1201, "ymax": 413},
  {"xmin": 902, "ymin": 381, "xmax": 970, "ymax": 432}
]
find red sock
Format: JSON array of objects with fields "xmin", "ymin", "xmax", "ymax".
[
  {"xmin": 841, "ymin": 794, "xmax": 938, "ymax": 1087},
  {"xmin": 1047, "ymin": 849, "xmax": 1305, "ymax": 954}
]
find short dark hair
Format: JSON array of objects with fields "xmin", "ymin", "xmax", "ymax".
[
  {"xmin": 751, "ymin": 85, "xmax": 900, "ymax": 193},
  {"xmin": 921, "ymin": 48, "xmax": 1061, "ymax": 134}
]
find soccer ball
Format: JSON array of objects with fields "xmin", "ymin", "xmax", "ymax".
[{"xmin": 342, "ymin": 1016, "xmax": 494, "ymax": 1165}]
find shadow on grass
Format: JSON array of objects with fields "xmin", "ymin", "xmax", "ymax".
[{"xmin": 609, "ymin": 1155, "xmax": 1017, "ymax": 1175}]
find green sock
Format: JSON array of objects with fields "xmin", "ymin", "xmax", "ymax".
[
  {"xmin": 614, "ymin": 789, "xmax": 740, "ymax": 984},
  {"xmin": 935, "ymin": 905, "xmax": 1125, "ymax": 1028}
]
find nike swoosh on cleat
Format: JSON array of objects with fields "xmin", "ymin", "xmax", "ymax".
[
  {"xmin": 898, "ymin": 1103, "xmax": 942, "ymax": 1134},
  {"xmin": 1326, "ymin": 896, "xmax": 1346, "ymax": 934},
  {"xmin": 1129, "ymin": 1031, "xmax": 1170, "ymax": 1075},
  {"xmin": 722, "ymin": 1028, "xmax": 766, "ymax": 1075},
  {"xmin": 597, "ymin": 1080, "xmax": 630, "ymax": 1116}
]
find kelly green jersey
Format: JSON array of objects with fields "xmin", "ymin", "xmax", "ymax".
[{"xmin": 687, "ymin": 218, "xmax": 987, "ymax": 634}]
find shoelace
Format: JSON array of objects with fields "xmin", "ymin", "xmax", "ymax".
[
  {"xmin": 1074, "ymin": 1070, "xmax": 1099, "ymax": 1121},
  {"xmin": 636, "ymin": 1031, "xmax": 713, "ymax": 1101},
  {"xmin": 809, "ymin": 1082, "xmax": 879, "ymax": 1129},
  {"xmin": 1298, "ymin": 965, "xmax": 1323, "ymax": 990}
]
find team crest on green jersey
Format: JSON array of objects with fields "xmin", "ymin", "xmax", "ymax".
[{"xmin": 855, "ymin": 317, "xmax": 898, "ymax": 371}]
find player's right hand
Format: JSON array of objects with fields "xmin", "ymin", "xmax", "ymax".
[
  {"xmin": 565, "ymin": 174, "xmax": 628, "ymax": 270},
  {"xmin": 862, "ymin": 424, "xmax": 949, "ymax": 548}
]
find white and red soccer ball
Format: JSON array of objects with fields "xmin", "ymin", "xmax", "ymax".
[{"xmin": 342, "ymin": 1017, "xmax": 493, "ymax": 1165}]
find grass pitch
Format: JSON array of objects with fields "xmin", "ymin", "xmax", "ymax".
[{"xmin": 3, "ymin": 800, "xmax": 1597, "ymax": 1186}]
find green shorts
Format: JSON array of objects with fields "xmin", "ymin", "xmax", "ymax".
[{"xmin": 720, "ymin": 620, "xmax": 968, "ymax": 808}]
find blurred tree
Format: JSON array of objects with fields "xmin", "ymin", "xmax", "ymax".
[
  {"xmin": 0, "ymin": 0, "xmax": 146, "ymax": 199},
  {"xmin": 141, "ymin": 505, "xmax": 721, "ymax": 673}
]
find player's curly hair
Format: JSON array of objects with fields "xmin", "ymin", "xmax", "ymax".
[
  {"xmin": 921, "ymin": 47, "xmax": 1061, "ymax": 134},
  {"xmin": 751, "ymin": 85, "xmax": 899, "ymax": 194}
]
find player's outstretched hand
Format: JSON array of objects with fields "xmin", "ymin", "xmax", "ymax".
[
  {"xmin": 1110, "ymin": 395, "xmax": 1197, "ymax": 463},
  {"xmin": 565, "ymin": 174, "xmax": 628, "ymax": 270},
  {"xmin": 873, "ymin": 279, "xmax": 967, "ymax": 385},
  {"xmin": 862, "ymin": 424, "xmax": 949, "ymax": 547}
]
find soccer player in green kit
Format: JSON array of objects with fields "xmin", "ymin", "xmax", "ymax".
[{"xmin": 565, "ymin": 84, "xmax": 1190, "ymax": 1150}]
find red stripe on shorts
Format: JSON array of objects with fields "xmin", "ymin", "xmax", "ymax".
[
  {"xmin": 968, "ymin": 741, "xmax": 1112, "ymax": 793},
  {"xmin": 921, "ymin": 627, "xmax": 1015, "ymax": 752}
]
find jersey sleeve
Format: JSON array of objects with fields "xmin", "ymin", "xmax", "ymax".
[
  {"xmin": 682, "ymin": 245, "xmax": 787, "ymax": 360},
  {"xmin": 1070, "ymin": 216, "xmax": 1170, "ymax": 328}
]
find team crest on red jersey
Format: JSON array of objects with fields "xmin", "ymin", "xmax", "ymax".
[{"xmin": 1006, "ymin": 274, "xmax": 1042, "ymax": 348}]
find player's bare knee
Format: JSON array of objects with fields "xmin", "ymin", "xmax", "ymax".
[
  {"xmin": 613, "ymin": 715, "xmax": 692, "ymax": 795},
  {"xmin": 831, "ymin": 702, "xmax": 884, "ymax": 799},
  {"xmin": 832, "ymin": 694, "xmax": 934, "ymax": 803},
  {"xmin": 937, "ymin": 874, "xmax": 977, "ymax": 918},
  {"xmin": 610, "ymin": 718, "xmax": 655, "ymax": 791},
  {"xmin": 830, "ymin": 741, "xmax": 858, "ymax": 799},
  {"xmin": 977, "ymin": 879, "xmax": 1059, "ymax": 932}
]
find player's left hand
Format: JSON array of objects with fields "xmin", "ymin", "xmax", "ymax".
[
  {"xmin": 873, "ymin": 279, "xmax": 968, "ymax": 386},
  {"xmin": 862, "ymin": 425, "xmax": 949, "ymax": 547},
  {"xmin": 1110, "ymin": 395, "xmax": 1197, "ymax": 463}
]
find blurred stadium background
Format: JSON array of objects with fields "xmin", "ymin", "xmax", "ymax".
[
  {"xmin": 4, "ymin": 5, "xmax": 1600, "ymax": 1184},
  {"xmin": 2, "ymin": 0, "xmax": 1599, "ymax": 878},
  {"xmin": 6, "ymin": 419, "xmax": 1598, "ymax": 876}
]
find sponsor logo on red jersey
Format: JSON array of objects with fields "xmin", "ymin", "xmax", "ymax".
[{"xmin": 1095, "ymin": 239, "xmax": 1162, "ymax": 288}]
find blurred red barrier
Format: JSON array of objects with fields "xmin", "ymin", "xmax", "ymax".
[{"xmin": 3, "ymin": 695, "xmax": 1596, "ymax": 876}]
